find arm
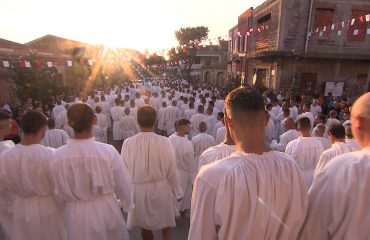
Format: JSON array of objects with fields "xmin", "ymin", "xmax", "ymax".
[{"xmin": 165, "ymin": 142, "xmax": 183, "ymax": 200}]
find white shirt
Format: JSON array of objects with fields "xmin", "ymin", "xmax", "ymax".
[
  {"xmin": 189, "ymin": 151, "xmax": 308, "ymax": 240},
  {"xmin": 285, "ymin": 137, "xmax": 324, "ymax": 188},
  {"xmin": 315, "ymin": 136, "xmax": 332, "ymax": 150},
  {"xmin": 297, "ymin": 112, "xmax": 315, "ymax": 129},
  {"xmin": 52, "ymin": 138, "xmax": 133, "ymax": 240},
  {"xmin": 120, "ymin": 115, "xmax": 139, "ymax": 140},
  {"xmin": 190, "ymin": 113, "xmax": 209, "ymax": 136},
  {"xmin": 192, "ymin": 133, "xmax": 216, "ymax": 162},
  {"xmin": 315, "ymin": 141, "xmax": 360, "ymax": 175},
  {"xmin": 184, "ymin": 108, "xmax": 196, "ymax": 120},
  {"xmin": 290, "ymin": 106, "xmax": 299, "ymax": 120},
  {"xmin": 271, "ymin": 129, "xmax": 300, "ymax": 152},
  {"xmin": 41, "ymin": 129, "xmax": 70, "ymax": 148},
  {"xmin": 216, "ymin": 126, "xmax": 226, "ymax": 144},
  {"xmin": 300, "ymin": 148, "xmax": 370, "ymax": 239},
  {"xmin": 310, "ymin": 104, "xmax": 322, "ymax": 118},
  {"xmin": 198, "ymin": 143, "xmax": 236, "ymax": 169}
]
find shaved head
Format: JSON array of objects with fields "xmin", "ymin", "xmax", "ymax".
[
  {"xmin": 351, "ymin": 92, "xmax": 370, "ymax": 147},
  {"xmin": 283, "ymin": 117, "xmax": 295, "ymax": 130},
  {"xmin": 352, "ymin": 92, "xmax": 370, "ymax": 119},
  {"xmin": 198, "ymin": 121, "xmax": 207, "ymax": 133}
]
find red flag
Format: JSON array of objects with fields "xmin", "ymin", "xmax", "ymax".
[{"xmin": 19, "ymin": 61, "xmax": 26, "ymax": 68}]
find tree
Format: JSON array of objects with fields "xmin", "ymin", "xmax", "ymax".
[{"xmin": 169, "ymin": 26, "xmax": 209, "ymax": 80}]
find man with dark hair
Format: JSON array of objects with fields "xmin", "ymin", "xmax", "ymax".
[
  {"xmin": 120, "ymin": 108, "xmax": 139, "ymax": 140},
  {"xmin": 189, "ymin": 87, "xmax": 307, "ymax": 239},
  {"xmin": 191, "ymin": 121, "xmax": 216, "ymax": 168},
  {"xmin": 110, "ymin": 98, "xmax": 125, "ymax": 150},
  {"xmin": 41, "ymin": 118, "xmax": 69, "ymax": 148},
  {"xmin": 285, "ymin": 117, "xmax": 324, "ymax": 187},
  {"xmin": 0, "ymin": 111, "xmax": 15, "ymax": 240},
  {"xmin": 169, "ymin": 118, "xmax": 195, "ymax": 216},
  {"xmin": 184, "ymin": 101, "xmax": 196, "ymax": 120},
  {"xmin": 0, "ymin": 110, "xmax": 66, "ymax": 239},
  {"xmin": 345, "ymin": 125, "xmax": 361, "ymax": 150},
  {"xmin": 121, "ymin": 105, "xmax": 182, "ymax": 240},
  {"xmin": 164, "ymin": 100, "xmax": 179, "ymax": 136},
  {"xmin": 297, "ymin": 103, "xmax": 315, "ymax": 130},
  {"xmin": 51, "ymin": 103, "xmax": 133, "ymax": 240},
  {"xmin": 315, "ymin": 124, "xmax": 359, "ymax": 175},
  {"xmin": 190, "ymin": 105, "xmax": 209, "ymax": 138},
  {"xmin": 95, "ymin": 106, "xmax": 108, "ymax": 143}
]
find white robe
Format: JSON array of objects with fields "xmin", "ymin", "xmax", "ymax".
[
  {"xmin": 190, "ymin": 113, "xmax": 209, "ymax": 138},
  {"xmin": 300, "ymin": 148, "xmax": 370, "ymax": 239},
  {"xmin": 271, "ymin": 129, "xmax": 300, "ymax": 152},
  {"xmin": 164, "ymin": 106, "xmax": 179, "ymax": 135},
  {"xmin": 52, "ymin": 105, "xmax": 65, "ymax": 119},
  {"xmin": 192, "ymin": 133, "xmax": 216, "ymax": 165},
  {"xmin": 212, "ymin": 121, "xmax": 224, "ymax": 139},
  {"xmin": 198, "ymin": 143, "xmax": 236, "ymax": 169},
  {"xmin": 0, "ymin": 140, "xmax": 15, "ymax": 240},
  {"xmin": 0, "ymin": 144, "xmax": 66, "ymax": 240},
  {"xmin": 207, "ymin": 115, "xmax": 218, "ymax": 135},
  {"xmin": 92, "ymin": 125, "xmax": 105, "ymax": 142},
  {"xmin": 41, "ymin": 129, "xmax": 70, "ymax": 148},
  {"xmin": 346, "ymin": 138, "xmax": 361, "ymax": 151},
  {"xmin": 56, "ymin": 110, "xmax": 74, "ymax": 138},
  {"xmin": 315, "ymin": 136, "xmax": 332, "ymax": 150},
  {"xmin": 285, "ymin": 137, "xmax": 324, "ymax": 188},
  {"xmin": 216, "ymin": 126, "xmax": 226, "ymax": 144},
  {"xmin": 265, "ymin": 116, "xmax": 276, "ymax": 145},
  {"xmin": 51, "ymin": 138, "xmax": 133, "ymax": 240},
  {"xmin": 110, "ymin": 106, "xmax": 124, "ymax": 140},
  {"xmin": 95, "ymin": 113, "xmax": 108, "ymax": 143},
  {"xmin": 119, "ymin": 115, "xmax": 139, "ymax": 140},
  {"xmin": 297, "ymin": 112, "xmax": 315, "ymax": 129},
  {"xmin": 310, "ymin": 104, "xmax": 322, "ymax": 118},
  {"xmin": 314, "ymin": 141, "xmax": 360, "ymax": 175},
  {"xmin": 290, "ymin": 106, "xmax": 299, "ymax": 120},
  {"xmin": 157, "ymin": 107, "xmax": 167, "ymax": 131},
  {"xmin": 121, "ymin": 132, "xmax": 183, "ymax": 230},
  {"xmin": 326, "ymin": 118, "xmax": 341, "ymax": 128},
  {"xmin": 169, "ymin": 134, "xmax": 196, "ymax": 212},
  {"xmin": 189, "ymin": 151, "xmax": 308, "ymax": 240},
  {"xmin": 184, "ymin": 108, "xmax": 196, "ymax": 120}
]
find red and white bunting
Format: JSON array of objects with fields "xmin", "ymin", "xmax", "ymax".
[
  {"xmin": 2, "ymin": 61, "xmax": 9, "ymax": 68},
  {"xmin": 67, "ymin": 60, "xmax": 73, "ymax": 67},
  {"xmin": 87, "ymin": 59, "xmax": 93, "ymax": 66},
  {"xmin": 25, "ymin": 61, "xmax": 31, "ymax": 68},
  {"xmin": 47, "ymin": 61, "xmax": 53, "ymax": 68}
]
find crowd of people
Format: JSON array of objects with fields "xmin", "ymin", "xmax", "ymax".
[{"xmin": 0, "ymin": 77, "xmax": 369, "ymax": 240}]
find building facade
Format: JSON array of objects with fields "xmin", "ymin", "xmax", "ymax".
[{"xmin": 228, "ymin": 0, "xmax": 370, "ymax": 98}]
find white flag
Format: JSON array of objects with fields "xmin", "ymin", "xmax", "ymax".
[
  {"xmin": 319, "ymin": 32, "xmax": 323, "ymax": 37},
  {"xmin": 338, "ymin": 30, "xmax": 342, "ymax": 36},
  {"xmin": 88, "ymin": 59, "xmax": 93, "ymax": 65},
  {"xmin": 366, "ymin": 14, "xmax": 370, "ymax": 22},
  {"xmin": 367, "ymin": 29, "xmax": 370, "ymax": 35},
  {"xmin": 67, "ymin": 60, "xmax": 73, "ymax": 66},
  {"xmin": 351, "ymin": 18, "xmax": 355, "ymax": 25},
  {"xmin": 354, "ymin": 29, "xmax": 359, "ymax": 36},
  {"xmin": 47, "ymin": 61, "xmax": 53, "ymax": 67},
  {"xmin": 323, "ymin": 26, "xmax": 327, "ymax": 32},
  {"xmin": 3, "ymin": 61, "xmax": 9, "ymax": 68},
  {"xmin": 25, "ymin": 61, "xmax": 31, "ymax": 68},
  {"xmin": 331, "ymin": 24, "xmax": 335, "ymax": 30},
  {"xmin": 341, "ymin": 22, "xmax": 345, "ymax": 28}
]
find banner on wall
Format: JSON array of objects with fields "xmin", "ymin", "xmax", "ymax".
[{"xmin": 325, "ymin": 82, "xmax": 344, "ymax": 96}]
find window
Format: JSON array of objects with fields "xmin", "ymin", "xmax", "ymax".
[
  {"xmin": 313, "ymin": 8, "xmax": 334, "ymax": 38},
  {"xmin": 348, "ymin": 10, "xmax": 369, "ymax": 41},
  {"xmin": 256, "ymin": 13, "xmax": 271, "ymax": 51},
  {"xmin": 193, "ymin": 57, "xmax": 201, "ymax": 64}
]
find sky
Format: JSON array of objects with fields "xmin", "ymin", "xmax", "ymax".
[{"xmin": 0, "ymin": 0, "xmax": 264, "ymax": 53}]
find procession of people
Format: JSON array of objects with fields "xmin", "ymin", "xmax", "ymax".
[{"xmin": 0, "ymin": 76, "xmax": 369, "ymax": 240}]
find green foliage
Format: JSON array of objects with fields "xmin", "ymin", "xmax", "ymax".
[{"xmin": 175, "ymin": 26, "xmax": 209, "ymax": 45}]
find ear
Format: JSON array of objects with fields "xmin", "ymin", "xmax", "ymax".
[{"xmin": 265, "ymin": 112, "xmax": 270, "ymax": 127}]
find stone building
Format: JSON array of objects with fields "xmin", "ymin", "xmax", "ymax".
[{"xmin": 228, "ymin": 0, "xmax": 370, "ymax": 98}]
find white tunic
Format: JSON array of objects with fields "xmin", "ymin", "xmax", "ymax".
[
  {"xmin": 189, "ymin": 151, "xmax": 308, "ymax": 240},
  {"xmin": 41, "ymin": 129, "xmax": 70, "ymax": 148},
  {"xmin": 110, "ymin": 106, "xmax": 125, "ymax": 140},
  {"xmin": 297, "ymin": 112, "xmax": 314, "ymax": 129},
  {"xmin": 198, "ymin": 143, "xmax": 236, "ymax": 169},
  {"xmin": 271, "ymin": 129, "xmax": 300, "ymax": 152},
  {"xmin": 300, "ymin": 148, "xmax": 370, "ymax": 239},
  {"xmin": 119, "ymin": 115, "xmax": 139, "ymax": 140},
  {"xmin": 314, "ymin": 141, "xmax": 360, "ymax": 175},
  {"xmin": 121, "ymin": 132, "xmax": 183, "ymax": 230},
  {"xmin": 216, "ymin": 126, "xmax": 226, "ymax": 144},
  {"xmin": 265, "ymin": 116, "xmax": 276, "ymax": 145},
  {"xmin": 0, "ymin": 140, "xmax": 15, "ymax": 240},
  {"xmin": 315, "ymin": 136, "xmax": 331, "ymax": 150},
  {"xmin": 157, "ymin": 107, "xmax": 167, "ymax": 131},
  {"xmin": 207, "ymin": 115, "xmax": 218, "ymax": 135},
  {"xmin": 310, "ymin": 104, "xmax": 322, "ymax": 118},
  {"xmin": 285, "ymin": 137, "xmax": 324, "ymax": 188},
  {"xmin": 346, "ymin": 138, "xmax": 361, "ymax": 151},
  {"xmin": 95, "ymin": 113, "xmax": 108, "ymax": 143},
  {"xmin": 0, "ymin": 144, "xmax": 66, "ymax": 240},
  {"xmin": 212, "ymin": 121, "xmax": 224, "ymax": 139},
  {"xmin": 164, "ymin": 106, "xmax": 179, "ymax": 135},
  {"xmin": 190, "ymin": 113, "xmax": 209, "ymax": 136},
  {"xmin": 52, "ymin": 138, "xmax": 133, "ymax": 240},
  {"xmin": 169, "ymin": 134, "xmax": 196, "ymax": 212},
  {"xmin": 192, "ymin": 133, "xmax": 216, "ymax": 165},
  {"xmin": 184, "ymin": 108, "xmax": 196, "ymax": 120},
  {"xmin": 52, "ymin": 105, "xmax": 65, "ymax": 119}
]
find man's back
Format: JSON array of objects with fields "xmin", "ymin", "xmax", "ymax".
[
  {"xmin": 41, "ymin": 129, "xmax": 69, "ymax": 149},
  {"xmin": 189, "ymin": 151, "xmax": 307, "ymax": 239}
]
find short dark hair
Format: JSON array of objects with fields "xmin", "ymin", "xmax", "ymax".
[
  {"xmin": 297, "ymin": 117, "xmax": 311, "ymax": 131},
  {"xmin": 328, "ymin": 124, "xmax": 345, "ymax": 139},
  {"xmin": 225, "ymin": 87, "xmax": 265, "ymax": 118},
  {"xmin": 175, "ymin": 118, "xmax": 191, "ymax": 130},
  {"xmin": 68, "ymin": 103, "xmax": 94, "ymax": 133},
  {"xmin": 96, "ymin": 106, "xmax": 102, "ymax": 113},
  {"xmin": 21, "ymin": 110, "xmax": 47, "ymax": 135},
  {"xmin": 137, "ymin": 105, "xmax": 156, "ymax": 128},
  {"xmin": 47, "ymin": 118, "xmax": 55, "ymax": 129},
  {"xmin": 345, "ymin": 126, "xmax": 354, "ymax": 138},
  {"xmin": 0, "ymin": 111, "xmax": 11, "ymax": 121},
  {"xmin": 316, "ymin": 114, "xmax": 327, "ymax": 124}
]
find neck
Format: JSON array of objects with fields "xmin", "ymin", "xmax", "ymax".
[
  {"xmin": 300, "ymin": 130, "xmax": 311, "ymax": 137},
  {"xmin": 74, "ymin": 131, "xmax": 93, "ymax": 139},
  {"xmin": 140, "ymin": 127, "xmax": 153, "ymax": 132},
  {"xmin": 21, "ymin": 135, "xmax": 41, "ymax": 145},
  {"xmin": 235, "ymin": 129, "xmax": 270, "ymax": 154},
  {"xmin": 176, "ymin": 131, "xmax": 186, "ymax": 137},
  {"xmin": 223, "ymin": 137, "xmax": 234, "ymax": 145},
  {"xmin": 333, "ymin": 138, "xmax": 346, "ymax": 143}
]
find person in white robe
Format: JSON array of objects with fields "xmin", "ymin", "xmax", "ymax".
[
  {"xmin": 120, "ymin": 108, "xmax": 139, "ymax": 140},
  {"xmin": 271, "ymin": 117, "xmax": 299, "ymax": 152},
  {"xmin": 164, "ymin": 100, "xmax": 179, "ymax": 136},
  {"xmin": 51, "ymin": 103, "xmax": 133, "ymax": 240},
  {"xmin": 312, "ymin": 114, "xmax": 327, "ymax": 137},
  {"xmin": 206, "ymin": 108, "xmax": 218, "ymax": 136},
  {"xmin": 215, "ymin": 126, "xmax": 226, "ymax": 144},
  {"xmin": 344, "ymin": 126, "xmax": 361, "ymax": 151},
  {"xmin": 41, "ymin": 118, "xmax": 69, "ymax": 148},
  {"xmin": 129, "ymin": 100, "xmax": 138, "ymax": 120},
  {"xmin": 189, "ymin": 87, "xmax": 307, "ymax": 240},
  {"xmin": 55, "ymin": 104, "xmax": 74, "ymax": 138},
  {"xmin": 110, "ymin": 98, "xmax": 125, "ymax": 149},
  {"xmin": 285, "ymin": 117, "xmax": 324, "ymax": 188},
  {"xmin": 52, "ymin": 99, "xmax": 65, "ymax": 119},
  {"xmin": 326, "ymin": 110, "xmax": 341, "ymax": 128},
  {"xmin": 95, "ymin": 106, "xmax": 108, "ymax": 143},
  {"xmin": 275, "ymin": 105, "xmax": 290, "ymax": 139},
  {"xmin": 96, "ymin": 96, "xmax": 111, "ymax": 128},
  {"xmin": 157, "ymin": 102, "xmax": 167, "ymax": 135},
  {"xmin": 184, "ymin": 102, "xmax": 196, "ymax": 120},
  {"xmin": 191, "ymin": 122, "xmax": 216, "ymax": 167},
  {"xmin": 168, "ymin": 119, "xmax": 195, "ymax": 214},
  {"xmin": 265, "ymin": 113, "xmax": 276, "ymax": 145},
  {"xmin": 134, "ymin": 92, "xmax": 145, "ymax": 108},
  {"xmin": 296, "ymin": 103, "xmax": 315, "ymax": 130},
  {"xmin": 0, "ymin": 111, "xmax": 15, "ymax": 240},
  {"xmin": 314, "ymin": 124, "xmax": 360, "ymax": 175},
  {"xmin": 92, "ymin": 124, "xmax": 105, "ymax": 142},
  {"xmin": 314, "ymin": 123, "xmax": 331, "ymax": 150},
  {"xmin": 310, "ymin": 99, "xmax": 322, "ymax": 118},
  {"xmin": 212, "ymin": 112, "xmax": 224, "ymax": 138},
  {"xmin": 299, "ymin": 92, "xmax": 370, "ymax": 239},
  {"xmin": 198, "ymin": 117, "xmax": 236, "ymax": 169},
  {"xmin": 0, "ymin": 111, "xmax": 66, "ymax": 240},
  {"xmin": 189, "ymin": 105, "xmax": 209, "ymax": 138},
  {"xmin": 290, "ymin": 100, "xmax": 299, "ymax": 120},
  {"xmin": 121, "ymin": 105, "xmax": 182, "ymax": 240}
]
